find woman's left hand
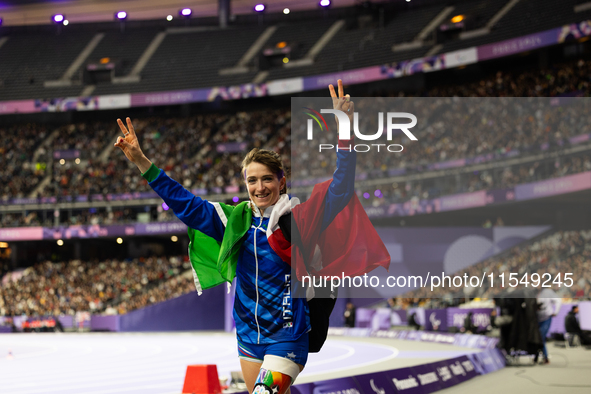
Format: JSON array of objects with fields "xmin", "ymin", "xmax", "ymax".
[{"xmin": 329, "ymin": 79, "xmax": 354, "ymax": 124}]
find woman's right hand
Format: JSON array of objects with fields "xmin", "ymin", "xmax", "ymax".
[{"xmin": 114, "ymin": 117, "xmax": 153, "ymax": 173}]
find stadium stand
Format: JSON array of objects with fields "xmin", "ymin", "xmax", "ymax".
[
  {"xmin": 406, "ymin": 229, "xmax": 591, "ymax": 299},
  {"xmin": 420, "ymin": 59, "xmax": 591, "ymax": 97},
  {"xmin": 0, "ymin": 30, "xmax": 96, "ymax": 100},
  {"xmin": 435, "ymin": 0, "xmax": 591, "ymax": 54},
  {"xmin": 1, "ymin": 56, "xmax": 591, "ymax": 228},
  {"xmin": 0, "ymin": 256, "xmax": 191, "ymax": 316},
  {"xmin": 448, "ymin": 0, "xmax": 508, "ymax": 31},
  {"xmin": 0, "ymin": 205, "xmax": 174, "ymax": 228},
  {"xmin": 373, "ymin": 153, "xmax": 591, "ymax": 205},
  {"xmin": 2, "ymin": 226, "xmax": 589, "ymax": 318},
  {"xmin": 2, "ymin": 0, "xmax": 591, "ymax": 323},
  {"xmin": 267, "ymin": 4, "xmax": 447, "ymax": 80},
  {"xmin": 265, "ymin": 19, "xmax": 335, "ymax": 59},
  {"xmin": 0, "ymin": 123, "xmax": 51, "ymax": 199},
  {"xmin": 83, "ymin": 29, "xmax": 158, "ymax": 77},
  {"xmin": 92, "ymin": 26, "xmax": 266, "ymax": 95},
  {"xmin": 43, "ymin": 114, "xmax": 233, "ymax": 197},
  {"xmin": 5, "ymin": 140, "xmax": 587, "ymax": 229},
  {"xmin": 110, "ymin": 270, "xmax": 195, "ymax": 314},
  {"xmin": 1, "ymin": 0, "xmax": 591, "ymax": 98}
]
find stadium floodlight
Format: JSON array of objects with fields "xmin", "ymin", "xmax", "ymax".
[
  {"xmin": 283, "ymin": 8, "xmax": 290, "ymax": 15},
  {"xmin": 52, "ymin": 14, "xmax": 65, "ymax": 23},
  {"xmin": 254, "ymin": 4, "xmax": 266, "ymax": 12},
  {"xmin": 63, "ymin": 20, "xmax": 69, "ymax": 26},
  {"xmin": 167, "ymin": 15, "xmax": 173, "ymax": 21},
  {"xmin": 451, "ymin": 15, "xmax": 464, "ymax": 23},
  {"xmin": 180, "ymin": 8, "xmax": 192, "ymax": 17},
  {"xmin": 115, "ymin": 11, "xmax": 127, "ymax": 20},
  {"xmin": 319, "ymin": 0, "xmax": 331, "ymax": 7}
]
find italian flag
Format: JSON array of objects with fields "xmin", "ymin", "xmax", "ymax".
[{"xmin": 187, "ymin": 180, "xmax": 390, "ymax": 294}]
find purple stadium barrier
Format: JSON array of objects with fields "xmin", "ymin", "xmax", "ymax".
[
  {"xmin": 233, "ymin": 328, "xmax": 504, "ymax": 394},
  {"xmin": 119, "ymin": 285, "xmax": 225, "ymax": 332}
]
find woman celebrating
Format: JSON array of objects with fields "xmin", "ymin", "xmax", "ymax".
[{"xmin": 114, "ymin": 81, "xmax": 388, "ymax": 394}]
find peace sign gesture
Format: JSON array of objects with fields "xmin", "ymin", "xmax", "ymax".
[
  {"xmin": 114, "ymin": 117, "xmax": 153, "ymax": 173},
  {"xmin": 328, "ymin": 79, "xmax": 354, "ymax": 125}
]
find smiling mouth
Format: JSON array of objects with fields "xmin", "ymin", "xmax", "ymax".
[{"xmin": 256, "ymin": 193, "xmax": 270, "ymax": 199}]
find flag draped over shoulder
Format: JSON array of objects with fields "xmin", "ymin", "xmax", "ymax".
[
  {"xmin": 187, "ymin": 182, "xmax": 391, "ymax": 294},
  {"xmin": 187, "ymin": 196, "xmax": 293, "ymax": 295},
  {"xmin": 292, "ymin": 180, "xmax": 391, "ymax": 280},
  {"xmin": 187, "ymin": 229, "xmax": 226, "ymax": 294},
  {"xmin": 187, "ymin": 201, "xmax": 252, "ymax": 294}
]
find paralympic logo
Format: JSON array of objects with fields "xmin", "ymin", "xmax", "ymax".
[{"xmin": 303, "ymin": 107, "xmax": 418, "ymax": 153}]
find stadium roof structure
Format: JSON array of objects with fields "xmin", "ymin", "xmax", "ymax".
[
  {"xmin": 0, "ymin": 0, "xmax": 505, "ymax": 27},
  {"xmin": 0, "ymin": 0, "xmax": 590, "ymax": 103},
  {"xmin": 0, "ymin": 0, "xmax": 362, "ymax": 26}
]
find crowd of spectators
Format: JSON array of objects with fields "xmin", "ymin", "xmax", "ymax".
[
  {"xmin": 3, "ymin": 229, "xmax": 588, "ymax": 318},
  {"xmin": 3, "ymin": 106, "xmax": 591, "ymax": 226},
  {"xmin": 290, "ymin": 59, "xmax": 591, "ymax": 183},
  {"xmin": 38, "ymin": 109, "xmax": 290, "ymax": 197},
  {"xmin": 0, "ymin": 206, "xmax": 167, "ymax": 228},
  {"xmin": 5, "ymin": 41, "xmax": 591, "ymax": 323},
  {"xmin": 421, "ymin": 59, "xmax": 591, "ymax": 98},
  {"xmin": 406, "ymin": 230, "xmax": 591, "ymax": 300},
  {"xmin": 0, "ymin": 212, "xmax": 47, "ymax": 228},
  {"xmin": 292, "ymin": 94, "xmax": 591, "ymax": 179},
  {"xmin": 369, "ymin": 153, "xmax": 591, "ymax": 206},
  {"xmin": 51, "ymin": 122, "xmax": 113, "ymax": 159},
  {"xmin": 0, "ymin": 255, "xmax": 190, "ymax": 316},
  {"xmin": 3, "ymin": 148, "xmax": 590, "ymax": 227},
  {"xmin": 42, "ymin": 115, "xmax": 230, "ymax": 199},
  {"xmin": 0, "ymin": 123, "xmax": 50, "ymax": 200},
  {"xmin": 0, "ymin": 108, "xmax": 290, "ymax": 228},
  {"xmin": 2, "ymin": 58, "xmax": 591, "ymax": 228},
  {"xmin": 0, "ymin": 258, "xmax": 10, "ymax": 282},
  {"xmin": 108, "ymin": 271, "xmax": 195, "ymax": 315}
]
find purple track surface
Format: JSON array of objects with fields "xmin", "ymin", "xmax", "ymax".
[{"xmin": 0, "ymin": 333, "xmax": 474, "ymax": 394}]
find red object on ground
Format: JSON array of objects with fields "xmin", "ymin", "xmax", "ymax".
[{"xmin": 182, "ymin": 364, "xmax": 221, "ymax": 394}]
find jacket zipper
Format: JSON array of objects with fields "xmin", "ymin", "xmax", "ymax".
[{"xmin": 253, "ymin": 212, "xmax": 264, "ymax": 344}]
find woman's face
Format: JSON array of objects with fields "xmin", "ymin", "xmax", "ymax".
[{"xmin": 245, "ymin": 162, "xmax": 285, "ymax": 212}]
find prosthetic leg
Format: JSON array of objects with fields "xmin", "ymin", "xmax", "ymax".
[{"xmin": 252, "ymin": 355, "xmax": 300, "ymax": 394}]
